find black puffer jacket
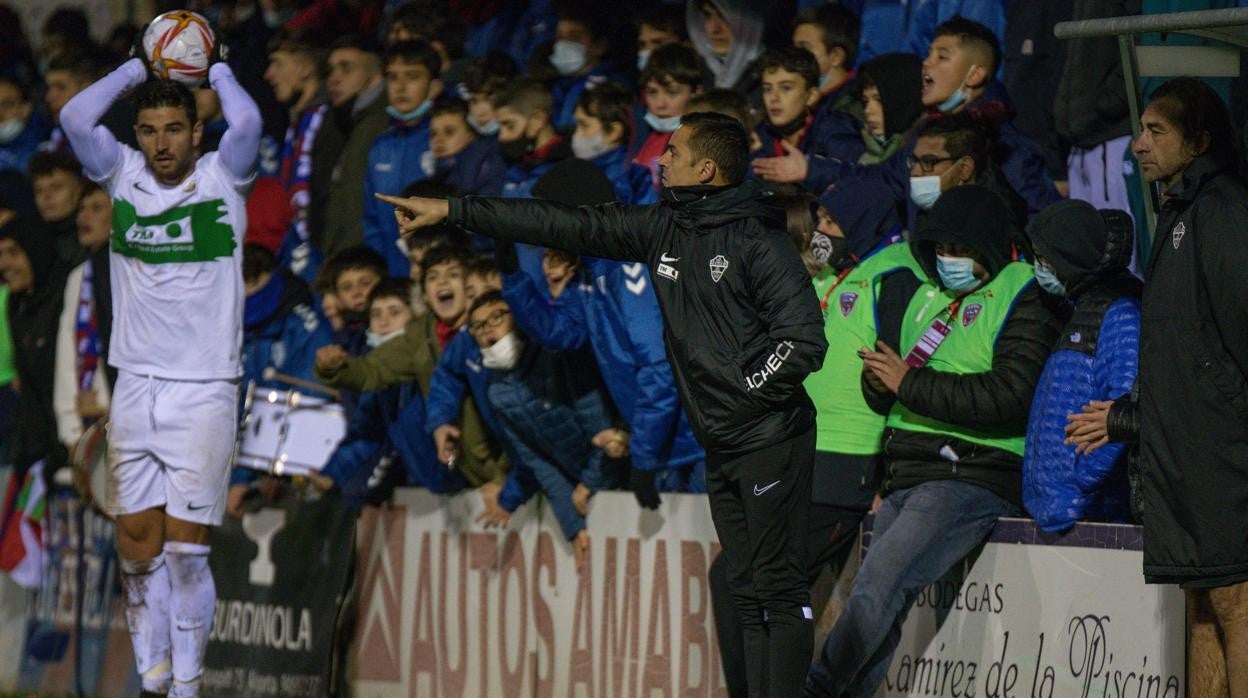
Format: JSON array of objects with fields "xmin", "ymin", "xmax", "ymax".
[
  {"xmin": 450, "ymin": 178, "xmax": 827, "ymax": 456},
  {"xmin": 1053, "ymin": 0, "xmax": 1141, "ymax": 149},
  {"xmin": 867, "ymin": 186, "xmax": 1059, "ymax": 505}
]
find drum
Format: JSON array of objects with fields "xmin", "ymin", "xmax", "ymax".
[
  {"xmin": 236, "ymin": 384, "xmax": 347, "ymax": 476},
  {"xmin": 70, "ymin": 420, "xmax": 112, "ymax": 519}
]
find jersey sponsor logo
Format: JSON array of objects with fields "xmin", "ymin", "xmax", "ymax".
[
  {"xmin": 1172, "ymin": 221, "xmax": 1186, "ymax": 249},
  {"xmin": 709, "ymin": 254, "xmax": 729, "ymax": 283},
  {"xmin": 962, "ymin": 303, "xmax": 983, "ymax": 328},
  {"xmin": 839, "ymin": 291, "xmax": 859, "ymax": 317},
  {"xmin": 657, "ymin": 262, "xmax": 679, "ymax": 282},
  {"xmin": 111, "ymin": 198, "xmax": 237, "ymax": 264}
]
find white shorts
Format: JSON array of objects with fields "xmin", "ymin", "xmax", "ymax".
[{"xmin": 106, "ymin": 370, "xmax": 239, "ymax": 526}]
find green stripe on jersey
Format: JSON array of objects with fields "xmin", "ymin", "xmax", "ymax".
[{"xmin": 111, "ymin": 197, "xmax": 237, "ymax": 263}]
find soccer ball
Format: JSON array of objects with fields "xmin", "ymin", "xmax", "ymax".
[{"xmin": 142, "ymin": 10, "xmax": 215, "ymax": 87}]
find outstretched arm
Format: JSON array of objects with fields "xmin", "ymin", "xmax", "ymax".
[
  {"xmin": 208, "ymin": 62, "xmax": 262, "ymax": 183},
  {"xmin": 61, "ymin": 58, "xmax": 148, "ymax": 181}
]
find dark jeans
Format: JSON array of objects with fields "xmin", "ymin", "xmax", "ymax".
[
  {"xmin": 710, "ymin": 500, "xmax": 864, "ymax": 697},
  {"xmin": 705, "ymin": 427, "xmax": 816, "ymax": 698},
  {"xmin": 804, "ymin": 479, "xmax": 1018, "ymax": 697}
]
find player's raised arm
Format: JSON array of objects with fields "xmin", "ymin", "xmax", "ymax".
[
  {"xmin": 208, "ymin": 60, "xmax": 262, "ymax": 183},
  {"xmin": 60, "ymin": 58, "xmax": 148, "ymax": 181}
]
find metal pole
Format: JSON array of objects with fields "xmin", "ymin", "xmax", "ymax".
[{"xmin": 1118, "ymin": 33, "xmax": 1157, "ymax": 267}]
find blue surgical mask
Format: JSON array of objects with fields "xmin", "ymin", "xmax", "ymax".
[
  {"xmin": 636, "ymin": 49, "xmax": 652, "ymax": 71},
  {"xmin": 1034, "ymin": 262, "xmax": 1066, "ymax": 296},
  {"xmin": 550, "ymin": 40, "xmax": 589, "ymax": 76},
  {"xmin": 572, "ymin": 132, "xmax": 613, "ymax": 160},
  {"xmin": 387, "ymin": 99, "xmax": 433, "ymax": 123},
  {"xmin": 644, "ymin": 111, "xmax": 681, "ymax": 133},
  {"xmin": 818, "ymin": 71, "xmax": 834, "ymax": 92},
  {"xmin": 467, "ymin": 113, "xmax": 500, "ymax": 136},
  {"xmin": 937, "ymin": 66, "xmax": 978, "ymax": 113},
  {"xmin": 909, "ymin": 175, "xmax": 943, "ymax": 210},
  {"xmin": 0, "ymin": 118, "xmax": 25, "ymax": 144},
  {"xmin": 936, "ymin": 254, "xmax": 982, "ymax": 292}
]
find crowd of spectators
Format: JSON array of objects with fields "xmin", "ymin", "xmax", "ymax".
[{"xmin": 1, "ymin": 0, "xmax": 1247, "ymax": 695}]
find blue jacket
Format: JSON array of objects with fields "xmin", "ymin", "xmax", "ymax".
[
  {"xmin": 806, "ymin": 83, "xmax": 1060, "ymax": 217},
  {"xmin": 363, "ymin": 118, "xmax": 433, "ymax": 277},
  {"xmin": 503, "ymin": 137, "xmax": 572, "ymax": 286},
  {"xmin": 502, "ymin": 264, "xmax": 706, "ymax": 482},
  {"xmin": 1025, "ymin": 280, "xmax": 1140, "ymax": 532},
  {"xmin": 487, "ymin": 341, "xmax": 618, "ymax": 539},
  {"xmin": 549, "ymin": 64, "xmax": 629, "ymax": 131},
  {"xmin": 436, "ymin": 136, "xmax": 506, "ymax": 197},
  {"xmin": 423, "ymin": 328, "xmax": 539, "ymax": 511},
  {"xmin": 386, "ymin": 381, "xmax": 467, "ymax": 495},
  {"xmin": 588, "ymin": 147, "xmax": 658, "ymax": 206},
  {"xmin": 754, "ymin": 108, "xmax": 865, "ymax": 165},
  {"xmin": 0, "ymin": 114, "xmax": 50, "ymax": 174}
]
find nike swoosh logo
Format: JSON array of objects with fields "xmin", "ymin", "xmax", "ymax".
[
  {"xmin": 660, "ymin": 253, "xmax": 680, "ymax": 263},
  {"xmin": 753, "ymin": 480, "xmax": 781, "ymax": 496},
  {"xmin": 186, "ymin": 503, "xmax": 210, "ymax": 511},
  {"xmin": 134, "ymin": 182, "xmax": 149, "ymax": 193}
]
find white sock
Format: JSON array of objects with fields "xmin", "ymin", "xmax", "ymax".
[
  {"xmin": 120, "ymin": 554, "xmax": 172, "ymax": 694},
  {"xmin": 165, "ymin": 541, "xmax": 216, "ymax": 698}
]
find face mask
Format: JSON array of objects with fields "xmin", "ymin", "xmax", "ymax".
[
  {"xmin": 499, "ymin": 134, "xmax": 535, "ymax": 164},
  {"xmin": 644, "ymin": 112, "xmax": 681, "ymax": 133},
  {"xmin": 636, "ymin": 49, "xmax": 652, "ymax": 71},
  {"xmin": 810, "ymin": 232, "xmax": 851, "ymax": 268},
  {"xmin": 0, "ymin": 118, "xmax": 24, "ymax": 144},
  {"xmin": 481, "ymin": 332, "xmax": 524, "ymax": 370},
  {"xmin": 387, "ymin": 99, "xmax": 433, "ymax": 123},
  {"xmin": 1034, "ymin": 262, "xmax": 1066, "ymax": 296},
  {"xmin": 936, "ymin": 254, "xmax": 982, "ymax": 293},
  {"xmin": 818, "ymin": 71, "xmax": 834, "ymax": 92},
  {"xmin": 572, "ymin": 132, "xmax": 613, "ymax": 160},
  {"xmin": 467, "ymin": 113, "xmax": 500, "ymax": 136},
  {"xmin": 909, "ymin": 175, "xmax": 943, "ymax": 210},
  {"xmin": 550, "ymin": 40, "xmax": 589, "ymax": 77},
  {"xmin": 937, "ymin": 66, "xmax": 977, "ymax": 114},
  {"xmin": 367, "ymin": 328, "xmax": 406, "ymax": 348}
]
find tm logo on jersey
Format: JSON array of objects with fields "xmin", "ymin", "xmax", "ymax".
[{"xmin": 112, "ymin": 198, "xmax": 236, "ymax": 264}]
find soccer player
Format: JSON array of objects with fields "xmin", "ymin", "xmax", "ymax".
[{"xmin": 60, "ymin": 38, "xmax": 261, "ymax": 698}]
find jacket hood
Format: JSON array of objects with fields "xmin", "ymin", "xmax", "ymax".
[
  {"xmin": 0, "ymin": 217, "xmax": 59, "ymax": 293},
  {"xmin": 686, "ymin": 0, "xmax": 763, "ymax": 89},
  {"xmin": 857, "ymin": 53, "xmax": 924, "ymax": 137},
  {"xmin": 817, "ymin": 178, "xmax": 902, "ymax": 259},
  {"xmin": 912, "ymin": 185, "xmax": 1016, "ymax": 283},
  {"xmin": 662, "ymin": 179, "xmax": 774, "ymax": 231},
  {"xmin": 1027, "ymin": 199, "xmax": 1134, "ymax": 294}
]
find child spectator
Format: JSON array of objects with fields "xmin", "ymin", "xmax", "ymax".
[
  {"xmin": 495, "ymin": 79, "xmax": 572, "ymax": 199},
  {"xmin": 0, "ymin": 76, "xmax": 49, "ymax": 174},
  {"xmin": 684, "ymin": 88, "xmax": 761, "ymax": 152},
  {"xmin": 240, "ymin": 243, "xmax": 333, "ymax": 396},
  {"xmin": 386, "ymin": 2, "xmax": 471, "ymax": 87},
  {"xmin": 542, "ymin": 248, "xmax": 580, "ymax": 299},
  {"xmin": 324, "ymin": 246, "xmax": 387, "ymax": 356},
  {"xmin": 754, "ymin": 46, "xmax": 863, "ymax": 166},
  {"xmin": 792, "ymin": 3, "xmax": 864, "ymax": 123},
  {"xmin": 634, "ymin": 5, "xmax": 686, "ymax": 71},
  {"xmin": 1024, "ymin": 201, "xmax": 1139, "ymax": 532},
  {"xmin": 41, "ymin": 52, "xmax": 96, "ymax": 154},
  {"xmin": 686, "ymin": 0, "xmax": 764, "ymax": 95},
  {"xmin": 429, "ymin": 97, "xmax": 506, "ymax": 198},
  {"xmin": 547, "ymin": 1, "xmax": 627, "ymax": 130},
  {"xmin": 363, "ymin": 40, "xmax": 444, "ymax": 277},
  {"xmin": 462, "ymin": 51, "xmax": 518, "ymax": 137},
  {"xmin": 464, "ymin": 257, "xmax": 502, "ymax": 308},
  {"xmin": 855, "ymin": 52, "xmax": 924, "ymax": 164},
  {"xmin": 11, "ymin": 152, "xmax": 85, "ymax": 268},
  {"xmin": 633, "ymin": 43, "xmax": 705, "ymax": 189},
  {"xmin": 52, "ymin": 181, "xmax": 113, "ymax": 450},
  {"xmin": 264, "ymin": 29, "xmax": 330, "ymax": 282},
  {"xmin": 571, "ymin": 83, "xmax": 657, "ymax": 205},
  {"xmin": 468, "ymin": 290, "xmax": 620, "ymax": 568}
]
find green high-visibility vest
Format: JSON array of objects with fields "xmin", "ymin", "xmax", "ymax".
[
  {"xmin": 805, "ymin": 242, "xmax": 922, "ymax": 455},
  {"xmin": 0, "ymin": 285, "xmax": 13, "ymax": 385},
  {"xmin": 886, "ymin": 261, "xmax": 1035, "ymax": 456}
]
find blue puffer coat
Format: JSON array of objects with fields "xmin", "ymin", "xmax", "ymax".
[{"xmin": 1024, "ymin": 206, "xmax": 1140, "ymax": 532}]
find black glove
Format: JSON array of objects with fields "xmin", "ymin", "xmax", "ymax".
[
  {"xmin": 208, "ymin": 24, "xmax": 230, "ymax": 67},
  {"xmin": 130, "ymin": 23, "xmax": 153, "ymax": 78},
  {"xmin": 628, "ymin": 467, "xmax": 660, "ymax": 510},
  {"xmin": 495, "ymin": 239, "xmax": 519, "ymax": 275}
]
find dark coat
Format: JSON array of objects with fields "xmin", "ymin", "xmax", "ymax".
[{"xmin": 1138, "ymin": 156, "xmax": 1248, "ymax": 586}]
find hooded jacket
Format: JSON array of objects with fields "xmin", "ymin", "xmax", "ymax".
[
  {"xmin": 686, "ymin": 0, "xmax": 764, "ymax": 93},
  {"xmin": 451, "ymin": 178, "xmax": 827, "ymax": 455},
  {"xmin": 857, "ymin": 53, "xmax": 925, "ymax": 141},
  {"xmin": 1138, "ymin": 156, "xmax": 1248, "ymax": 586},
  {"xmin": 4, "ymin": 223, "xmax": 68, "ymax": 471},
  {"xmin": 866, "ymin": 186, "xmax": 1058, "ymax": 504},
  {"xmin": 1023, "ymin": 201, "xmax": 1140, "ymax": 532}
]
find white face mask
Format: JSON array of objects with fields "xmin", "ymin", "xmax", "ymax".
[
  {"xmin": 366, "ymin": 328, "xmax": 406, "ymax": 348},
  {"xmin": 909, "ymin": 175, "xmax": 943, "ymax": 210},
  {"xmin": 644, "ymin": 111, "xmax": 681, "ymax": 133},
  {"xmin": 571, "ymin": 131, "xmax": 613, "ymax": 160},
  {"xmin": 636, "ymin": 49, "xmax": 653, "ymax": 71},
  {"xmin": 0, "ymin": 118, "xmax": 24, "ymax": 144},
  {"xmin": 550, "ymin": 40, "xmax": 589, "ymax": 76},
  {"xmin": 481, "ymin": 332, "xmax": 524, "ymax": 370}
]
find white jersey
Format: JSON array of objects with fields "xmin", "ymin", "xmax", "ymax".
[{"xmin": 97, "ymin": 146, "xmax": 251, "ymax": 380}]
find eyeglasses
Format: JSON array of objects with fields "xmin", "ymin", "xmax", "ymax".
[
  {"xmin": 468, "ymin": 308, "xmax": 510, "ymax": 336},
  {"xmin": 906, "ymin": 154, "xmax": 961, "ymax": 174}
]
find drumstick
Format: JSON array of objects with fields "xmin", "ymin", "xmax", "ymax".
[{"xmin": 262, "ymin": 368, "xmax": 342, "ymax": 401}]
